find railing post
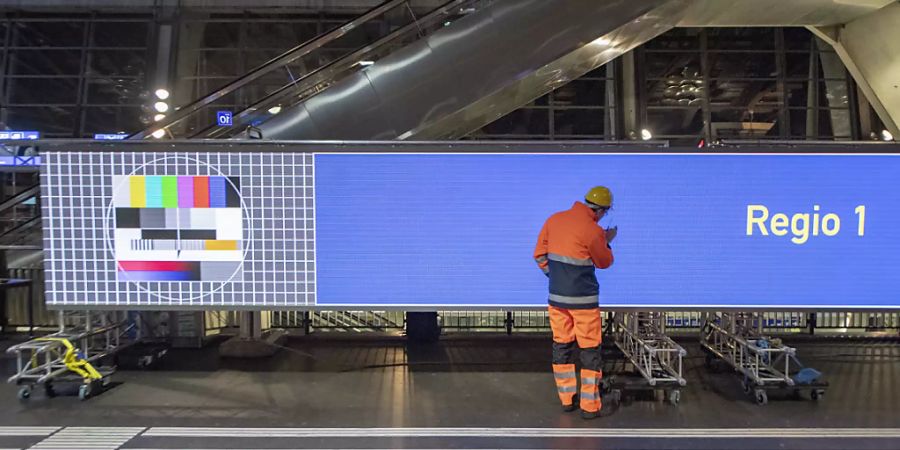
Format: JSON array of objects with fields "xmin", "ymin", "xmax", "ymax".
[
  {"xmin": 26, "ymin": 278, "xmax": 33, "ymax": 337},
  {"xmin": 505, "ymin": 311, "xmax": 513, "ymax": 335},
  {"xmin": 406, "ymin": 311, "xmax": 440, "ymax": 343},
  {"xmin": 0, "ymin": 251, "xmax": 6, "ymax": 334},
  {"xmin": 807, "ymin": 312, "xmax": 816, "ymax": 335},
  {"xmin": 303, "ymin": 311, "xmax": 311, "ymax": 335}
]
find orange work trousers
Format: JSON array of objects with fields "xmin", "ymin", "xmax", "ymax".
[{"xmin": 549, "ymin": 305, "xmax": 602, "ymax": 413}]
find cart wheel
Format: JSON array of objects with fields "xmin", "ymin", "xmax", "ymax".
[
  {"xmin": 602, "ymin": 376, "xmax": 617, "ymax": 393},
  {"xmin": 811, "ymin": 389, "xmax": 825, "ymax": 401},
  {"xmin": 78, "ymin": 384, "xmax": 92, "ymax": 401},
  {"xmin": 754, "ymin": 389, "xmax": 768, "ymax": 406},
  {"xmin": 668, "ymin": 390, "xmax": 681, "ymax": 405},
  {"xmin": 606, "ymin": 389, "xmax": 622, "ymax": 406},
  {"xmin": 44, "ymin": 383, "xmax": 56, "ymax": 398},
  {"xmin": 17, "ymin": 386, "xmax": 31, "ymax": 401}
]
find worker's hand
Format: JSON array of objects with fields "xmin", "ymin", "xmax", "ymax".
[{"xmin": 605, "ymin": 226, "xmax": 618, "ymax": 243}]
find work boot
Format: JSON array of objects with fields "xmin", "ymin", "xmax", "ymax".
[
  {"xmin": 580, "ymin": 409, "xmax": 601, "ymax": 420},
  {"xmin": 562, "ymin": 394, "xmax": 579, "ymax": 412}
]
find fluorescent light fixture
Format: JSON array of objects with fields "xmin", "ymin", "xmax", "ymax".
[
  {"xmin": 154, "ymin": 101, "xmax": 169, "ymax": 113},
  {"xmin": 882, "ymin": 129, "xmax": 894, "ymax": 141},
  {"xmin": 268, "ymin": 105, "xmax": 282, "ymax": 115},
  {"xmin": 357, "ymin": 60, "xmax": 375, "ymax": 67},
  {"xmin": 151, "ymin": 129, "xmax": 166, "ymax": 139},
  {"xmin": 154, "ymin": 113, "xmax": 166, "ymax": 122},
  {"xmin": 154, "ymin": 89, "xmax": 170, "ymax": 100},
  {"xmin": 641, "ymin": 129, "xmax": 653, "ymax": 140}
]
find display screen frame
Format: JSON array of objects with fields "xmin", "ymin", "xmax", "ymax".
[{"xmin": 31, "ymin": 139, "xmax": 900, "ymax": 311}]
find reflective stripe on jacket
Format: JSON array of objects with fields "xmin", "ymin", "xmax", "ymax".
[{"xmin": 533, "ymin": 202, "xmax": 613, "ymax": 309}]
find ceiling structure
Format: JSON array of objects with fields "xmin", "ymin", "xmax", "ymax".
[
  {"xmin": 2, "ymin": 0, "xmax": 897, "ymax": 137},
  {"xmin": 0, "ymin": 0, "xmax": 893, "ymax": 25}
]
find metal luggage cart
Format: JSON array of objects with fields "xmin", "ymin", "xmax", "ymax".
[
  {"xmin": 700, "ymin": 312, "xmax": 827, "ymax": 405},
  {"xmin": 7, "ymin": 311, "xmax": 130, "ymax": 401},
  {"xmin": 604, "ymin": 312, "xmax": 688, "ymax": 406}
]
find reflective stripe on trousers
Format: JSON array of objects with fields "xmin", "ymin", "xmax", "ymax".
[
  {"xmin": 552, "ymin": 363, "xmax": 577, "ymax": 405},
  {"xmin": 579, "ymin": 368, "xmax": 602, "ymax": 413}
]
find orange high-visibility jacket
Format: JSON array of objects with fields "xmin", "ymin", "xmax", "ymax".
[{"xmin": 533, "ymin": 202, "xmax": 613, "ymax": 309}]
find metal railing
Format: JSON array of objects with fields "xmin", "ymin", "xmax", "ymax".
[
  {"xmin": 815, "ymin": 312, "xmax": 900, "ymax": 330},
  {"xmin": 2, "ymin": 269, "xmax": 898, "ymax": 336}
]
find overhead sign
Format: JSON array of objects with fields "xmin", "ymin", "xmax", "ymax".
[
  {"xmin": 94, "ymin": 133, "xmax": 128, "ymax": 140},
  {"xmin": 0, "ymin": 156, "xmax": 40, "ymax": 167},
  {"xmin": 40, "ymin": 147, "xmax": 900, "ymax": 310},
  {"xmin": 216, "ymin": 111, "xmax": 233, "ymax": 127},
  {"xmin": 0, "ymin": 131, "xmax": 39, "ymax": 140}
]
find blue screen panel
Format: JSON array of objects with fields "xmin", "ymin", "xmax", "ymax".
[{"xmin": 314, "ymin": 153, "xmax": 900, "ymax": 309}]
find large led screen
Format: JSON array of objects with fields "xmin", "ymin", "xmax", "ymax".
[{"xmin": 42, "ymin": 149, "xmax": 900, "ymax": 309}]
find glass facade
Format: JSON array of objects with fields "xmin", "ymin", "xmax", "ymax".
[
  {"xmin": 479, "ymin": 27, "xmax": 857, "ymax": 143},
  {"xmin": 469, "ymin": 66, "xmax": 617, "ymax": 141},
  {"xmin": 0, "ymin": 13, "xmax": 154, "ymax": 137},
  {"xmin": 0, "ymin": 10, "xmax": 862, "ymax": 142}
]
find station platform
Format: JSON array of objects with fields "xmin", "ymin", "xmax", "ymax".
[{"xmin": 0, "ymin": 334, "xmax": 897, "ymax": 450}]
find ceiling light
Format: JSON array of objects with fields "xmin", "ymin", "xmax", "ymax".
[
  {"xmin": 357, "ymin": 60, "xmax": 375, "ymax": 67},
  {"xmin": 882, "ymin": 129, "xmax": 894, "ymax": 141},
  {"xmin": 268, "ymin": 105, "xmax": 282, "ymax": 115},
  {"xmin": 154, "ymin": 101, "xmax": 169, "ymax": 113},
  {"xmin": 151, "ymin": 129, "xmax": 166, "ymax": 139},
  {"xmin": 591, "ymin": 37, "xmax": 612, "ymax": 46},
  {"xmin": 154, "ymin": 89, "xmax": 170, "ymax": 100},
  {"xmin": 153, "ymin": 113, "xmax": 166, "ymax": 122},
  {"xmin": 641, "ymin": 129, "xmax": 653, "ymax": 141}
]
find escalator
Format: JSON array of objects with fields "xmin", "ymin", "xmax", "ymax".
[
  {"xmin": 0, "ymin": 171, "xmax": 42, "ymax": 253},
  {"xmin": 132, "ymin": 0, "xmax": 688, "ymax": 141}
]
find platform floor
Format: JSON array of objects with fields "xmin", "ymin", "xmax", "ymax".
[{"xmin": 0, "ymin": 333, "xmax": 898, "ymax": 449}]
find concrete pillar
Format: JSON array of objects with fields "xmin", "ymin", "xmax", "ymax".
[
  {"xmin": 620, "ymin": 51, "xmax": 638, "ymax": 140},
  {"xmin": 815, "ymin": 38, "xmax": 852, "ymax": 139},
  {"xmin": 238, "ymin": 311, "xmax": 262, "ymax": 339},
  {"xmin": 810, "ymin": 2, "xmax": 900, "ymax": 138},
  {"xmin": 170, "ymin": 12, "xmax": 208, "ymax": 112},
  {"xmin": 805, "ymin": 47, "xmax": 818, "ymax": 138}
]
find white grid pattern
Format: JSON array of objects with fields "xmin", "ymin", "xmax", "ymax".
[{"xmin": 41, "ymin": 151, "xmax": 316, "ymax": 308}]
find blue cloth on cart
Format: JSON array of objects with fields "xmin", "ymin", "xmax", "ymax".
[
  {"xmin": 792, "ymin": 367, "xmax": 822, "ymax": 385},
  {"xmin": 755, "ymin": 339, "xmax": 771, "ymax": 364}
]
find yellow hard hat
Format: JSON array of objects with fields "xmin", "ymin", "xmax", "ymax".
[{"xmin": 585, "ymin": 186, "xmax": 612, "ymax": 208}]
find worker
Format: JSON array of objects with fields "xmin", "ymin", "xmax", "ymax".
[{"xmin": 533, "ymin": 186, "xmax": 616, "ymax": 420}]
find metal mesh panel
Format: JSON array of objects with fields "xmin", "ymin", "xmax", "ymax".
[
  {"xmin": 439, "ymin": 311, "xmax": 507, "ymax": 330},
  {"xmin": 816, "ymin": 312, "xmax": 900, "ymax": 329},
  {"xmin": 281, "ymin": 311, "xmax": 406, "ymax": 330},
  {"xmin": 4, "ymin": 267, "xmax": 55, "ymax": 328}
]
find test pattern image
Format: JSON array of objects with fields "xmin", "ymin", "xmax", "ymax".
[{"xmin": 41, "ymin": 151, "xmax": 316, "ymax": 308}]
